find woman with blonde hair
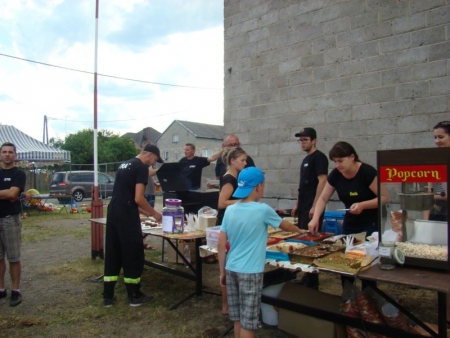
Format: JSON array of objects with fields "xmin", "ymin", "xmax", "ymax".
[
  {"xmin": 215, "ymin": 146, "xmax": 247, "ymax": 316},
  {"xmin": 216, "ymin": 147, "xmax": 247, "ymax": 226}
]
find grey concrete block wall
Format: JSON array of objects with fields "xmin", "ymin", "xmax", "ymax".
[{"xmin": 224, "ymin": 0, "xmax": 450, "ymax": 208}]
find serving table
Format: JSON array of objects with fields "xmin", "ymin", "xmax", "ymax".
[
  {"xmin": 141, "ymin": 228, "xmax": 219, "ymax": 310},
  {"xmin": 261, "ymin": 261, "xmax": 450, "ymax": 338}
]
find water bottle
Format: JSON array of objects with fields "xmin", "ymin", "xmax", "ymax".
[{"xmin": 183, "ymin": 243, "xmax": 191, "ymax": 267}]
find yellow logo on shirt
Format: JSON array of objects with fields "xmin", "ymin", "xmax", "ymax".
[{"xmin": 350, "ymin": 192, "xmax": 358, "ymax": 196}]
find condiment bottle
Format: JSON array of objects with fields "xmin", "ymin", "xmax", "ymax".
[{"xmin": 162, "ymin": 199, "xmax": 184, "ymax": 234}]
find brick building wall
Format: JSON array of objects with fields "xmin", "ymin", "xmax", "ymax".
[{"xmin": 224, "ymin": 0, "xmax": 450, "ymax": 209}]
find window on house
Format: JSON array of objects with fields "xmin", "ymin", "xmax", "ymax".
[
  {"xmin": 202, "ymin": 150, "xmax": 213, "ymax": 157},
  {"xmin": 174, "ymin": 153, "xmax": 178, "ymax": 160},
  {"xmin": 163, "ymin": 151, "xmax": 169, "ymax": 160},
  {"xmin": 172, "ymin": 135, "xmax": 179, "ymax": 143}
]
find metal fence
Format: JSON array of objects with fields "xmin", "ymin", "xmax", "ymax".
[{"xmin": 21, "ymin": 162, "xmax": 121, "ymax": 193}]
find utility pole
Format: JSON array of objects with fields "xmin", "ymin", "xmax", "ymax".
[{"xmin": 43, "ymin": 115, "xmax": 49, "ymax": 144}]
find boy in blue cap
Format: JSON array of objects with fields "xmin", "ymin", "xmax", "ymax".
[{"xmin": 218, "ymin": 167, "xmax": 304, "ymax": 337}]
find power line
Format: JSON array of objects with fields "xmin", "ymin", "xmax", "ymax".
[
  {"xmin": 0, "ymin": 52, "xmax": 221, "ymax": 90},
  {"xmin": 48, "ymin": 110, "xmax": 188, "ymax": 123}
]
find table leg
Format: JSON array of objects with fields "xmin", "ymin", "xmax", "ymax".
[
  {"xmin": 437, "ymin": 292, "xmax": 447, "ymax": 338},
  {"xmin": 195, "ymin": 237, "xmax": 202, "ymax": 296}
]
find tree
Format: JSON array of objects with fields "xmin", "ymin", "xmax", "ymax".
[
  {"xmin": 49, "ymin": 137, "xmax": 64, "ymax": 148},
  {"xmin": 60, "ymin": 129, "xmax": 138, "ymax": 166}
]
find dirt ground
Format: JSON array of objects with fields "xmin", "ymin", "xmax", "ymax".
[{"xmin": 0, "ymin": 212, "xmax": 446, "ymax": 337}]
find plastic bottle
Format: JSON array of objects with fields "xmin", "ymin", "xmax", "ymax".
[{"xmin": 183, "ymin": 243, "xmax": 191, "ymax": 267}]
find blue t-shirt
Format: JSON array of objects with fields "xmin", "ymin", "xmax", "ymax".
[{"xmin": 221, "ymin": 202, "xmax": 282, "ymax": 273}]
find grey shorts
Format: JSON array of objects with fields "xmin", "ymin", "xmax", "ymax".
[
  {"xmin": 226, "ymin": 270, "xmax": 263, "ymax": 331},
  {"xmin": 0, "ymin": 214, "xmax": 22, "ymax": 262}
]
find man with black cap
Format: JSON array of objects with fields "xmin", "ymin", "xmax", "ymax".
[
  {"xmin": 291, "ymin": 128, "xmax": 328, "ymax": 289},
  {"xmin": 103, "ymin": 144, "xmax": 164, "ymax": 307}
]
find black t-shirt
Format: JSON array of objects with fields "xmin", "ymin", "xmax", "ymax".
[
  {"xmin": 328, "ymin": 163, "xmax": 377, "ymax": 229},
  {"xmin": 0, "ymin": 167, "xmax": 26, "ymax": 217},
  {"xmin": 179, "ymin": 156, "xmax": 210, "ymax": 190},
  {"xmin": 215, "ymin": 155, "xmax": 255, "ymax": 180},
  {"xmin": 110, "ymin": 157, "xmax": 149, "ymax": 208},
  {"xmin": 298, "ymin": 150, "xmax": 328, "ymax": 206},
  {"xmin": 216, "ymin": 174, "xmax": 238, "ymax": 225}
]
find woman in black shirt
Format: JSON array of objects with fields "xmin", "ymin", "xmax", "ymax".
[{"xmin": 309, "ymin": 141, "xmax": 390, "ymax": 235}]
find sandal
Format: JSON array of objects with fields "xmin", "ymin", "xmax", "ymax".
[{"xmin": 143, "ymin": 244, "xmax": 156, "ymax": 250}]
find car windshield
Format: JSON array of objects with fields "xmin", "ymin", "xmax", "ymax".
[{"xmin": 51, "ymin": 173, "xmax": 65, "ymax": 185}]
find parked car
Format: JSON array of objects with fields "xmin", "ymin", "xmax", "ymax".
[{"xmin": 49, "ymin": 171, "xmax": 115, "ymax": 202}]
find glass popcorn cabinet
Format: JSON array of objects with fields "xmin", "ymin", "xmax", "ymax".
[{"xmin": 377, "ymin": 148, "xmax": 450, "ymax": 271}]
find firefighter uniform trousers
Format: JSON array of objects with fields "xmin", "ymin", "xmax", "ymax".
[{"xmin": 103, "ymin": 201, "xmax": 144, "ymax": 299}]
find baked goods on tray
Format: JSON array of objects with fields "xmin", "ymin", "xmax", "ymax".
[
  {"xmin": 143, "ymin": 220, "xmax": 161, "ymax": 227},
  {"xmin": 288, "ymin": 244, "xmax": 346, "ymax": 264},
  {"xmin": 269, "ymin": 231, "xmax": 300, "ymax": 239},
  {"xmin": 267, "ymin": 242, "xmax": 308, "ymax": 253},
  {"xmin": 291, "ymin": 232, "xmax": 333, "ymax": 242},
  {"xmin": 313, "ymin": 252, "xmax": 374, "ymax": 273},
  {"xmin": 268, "ymin": 226, "xmax": 282, "ymax": 234}
]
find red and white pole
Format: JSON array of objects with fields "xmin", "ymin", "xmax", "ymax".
[{"xmin": 91, "ymin": 0, "xmax": 104, "ymax": 260}]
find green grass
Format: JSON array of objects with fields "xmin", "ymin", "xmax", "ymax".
[
  {"xmin": 8, "ymin": 208, "xmax": 225, "ymax": 337},
  {"xmin": 21, "ymin": 208, "xmax": 97, "ymax": 244}
]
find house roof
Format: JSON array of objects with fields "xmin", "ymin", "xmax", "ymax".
[
  {"xmin": 157, "ymin": 120, "xmax": 224, "ymax": 141},
  {"xmin": 122, "ymin": 127, "xmax": 162, "ymax": 148},
  {"xmin": 0, "ymin": 125, "xmax": 71, "ymax": 162}
]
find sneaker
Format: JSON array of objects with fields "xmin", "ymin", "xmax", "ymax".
[
  {"xmin": 103, "ymin": 296, "xmax": 116, "ymax": 307},
  {"xmin": 129, "ymin": 293, "xmax": 153, "ymax": 307},
  {"xmin": 10, "ymin": 290, "xmax": 22, "ymax": 307},
  {"xmin": 294, "ymin": 273, "xmax": 319, "ymax": 290},
  {"xmin": 0, "ymin": 289, "xmax": 6, "ymax": 300}
]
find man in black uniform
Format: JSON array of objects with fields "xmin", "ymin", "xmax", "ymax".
[
  {"xmin": 179, "ymin": 143, "xmax": 222, "ymax": 190},
  {"xmin": 214, "ymin": 134, "xmax": 255, "ymax": 180},
  {"xmin": 291, "ymin": 128, "xmax": 328, "ymax": 289},
  {"xmin": 103, "ymin": 144, "xmax": 163, "ymax": 307},
  {"xmin": 0, "ymin": 142, "xmax": 26, "ymax": 307}
]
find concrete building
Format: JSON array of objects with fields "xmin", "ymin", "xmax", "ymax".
[
  {"xmin": 224, "ymin": 0, "xmax": 450, "ymax": 209},
  {"xmin": 122, "ymin": 127, "xmax": 162, "ymax": 149}
]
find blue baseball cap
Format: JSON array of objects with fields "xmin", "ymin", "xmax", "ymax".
[{"xmin": 233, "ymin": 167, "xmax": 265, "ymax": 199}]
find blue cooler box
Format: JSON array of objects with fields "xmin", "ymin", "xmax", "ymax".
[{"xmin": 322, "ymin": 211, "xmax": 345, "ymax": 234}]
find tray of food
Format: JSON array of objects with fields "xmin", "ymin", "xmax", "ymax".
[
  {"xmin": 321, "ymin": 234, "xmax": 346, "ymax": 244},
  {"xmin": 267, "ymin": 242, "xmax": 309, "ymax": 254},
  {"xmin": 268, "ymin": 226, "xmax": 283, "ymax": 235},
  {"xmin": 267, "ymin": 237, "xmax": 284, "ymax": 246},
  {"xmin": 141, "ymin": 218, "xmax": 162, "ymax": 230},
  {"xmin": 291, "ymin": 232, "xmax": 334, "ymax": 242},
  {"xmin": 313, "ymin": 252, "xmax": 374, "ymax": 273},
  {"xmin": 269, "ymin": 231, "xmax": 301, "ymax": 239},
  {"xmin": 288, "ymin": 244, "xmax": 345, "ymax": 264}
]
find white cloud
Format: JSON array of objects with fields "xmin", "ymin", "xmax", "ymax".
[{"xmin": 0, "ymin": 0, "xmax": 223, "ymax": 142}]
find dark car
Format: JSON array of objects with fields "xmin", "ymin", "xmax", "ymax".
[{"xmin": 50, "ymin": 171, "xmax": 115, "ymax": 202}]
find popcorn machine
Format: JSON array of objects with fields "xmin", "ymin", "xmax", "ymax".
[{"xmin": 377, "ymin": 148, "xmax": 450, "ymax": 271}]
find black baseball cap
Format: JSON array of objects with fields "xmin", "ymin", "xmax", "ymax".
[
  {"xmin": 143, "ymin": 144, "xmax": 164, "ymax": 163},
  {"xmin": 295, "ymin": 127, "xmax": 317, "ymax": 139}
]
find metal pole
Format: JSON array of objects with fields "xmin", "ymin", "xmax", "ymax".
[{"xmin": 91, "ymin": 0, "xmax": 104, "ymax": 260}]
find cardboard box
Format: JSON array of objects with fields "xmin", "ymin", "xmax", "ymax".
[
  {"xmin": 277, "ymin": 282, "xmax": 346, "ymax": 338},
  {"xmin": 166, "ymin": 239, "xmax": 196, "ymax": 264}
]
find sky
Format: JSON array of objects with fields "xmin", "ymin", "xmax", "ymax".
[{"xmin": 0, "ymin": 0, "xmax": 224, "ymax": 143}]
